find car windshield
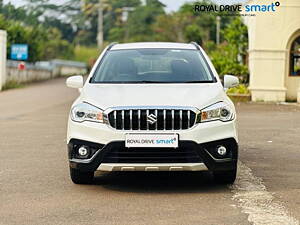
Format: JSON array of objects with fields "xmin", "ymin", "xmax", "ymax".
[{"xmin": 91, "ymin": 49, "xmax": 215, "ymax": 83}]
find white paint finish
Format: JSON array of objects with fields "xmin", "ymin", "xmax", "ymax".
[
  {"xmin": 82, "ymin": 83, "xmax": 226, "ymax": 110},
  {"xmin": 0, "ymin": 30, "xmax": 7, "ymax": 91},
  {"xmin": 224, "ymin": 75, "xmax": 240, "ymax": 89},
  {"xmin": 111, "ymin": 42, "xmax": 197, "ymax": 50},
  {"xmin": 67, "ymin": 117, "xmax": 237, "ymax": 145},
  {"xmin": 231, "ymin": 162, "xmax": 299, "ymax": 225},
  {"xmin": 66, "ymin": 75, "xmax": 84, "ymax": 89}
]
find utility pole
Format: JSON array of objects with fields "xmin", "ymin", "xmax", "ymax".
[
  {"xmin": 216, "ymin": 16, "xmax": 221, "ymax": 45},
  {"xmin": 97, "ymin": 0, "xmax": 104, "ymax": 48}
]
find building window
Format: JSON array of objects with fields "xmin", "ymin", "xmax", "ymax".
[{"xmin": 290, "ymin": 37, "xmax": 300, "ymax": 76}]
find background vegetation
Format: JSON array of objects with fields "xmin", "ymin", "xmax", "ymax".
[{"xmin": 0, "ymin": 0, "xmax": 249, "ymax": 81}]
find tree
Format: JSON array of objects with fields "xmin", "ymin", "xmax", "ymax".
[
  {"xmin": 222, "ymin": 17, "xmax": 248, "ymax": 63},
  {"xmin": 153, "ymin": 14, "xmax": 185, "ymax": 42},
  {"xmin": 209, "ymin": 17, "xmax": 249, "ymax": 80},
  {"xmin": 80, "ymin": 0, "xmax": 141, "ymax": 45},
  {"xmin": 125, "ymin": 0, "xmax": 165, "ymax": 42}
]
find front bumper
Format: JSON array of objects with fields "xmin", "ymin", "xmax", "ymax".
[
  {"xmin": 68, "ymin": 139, "xmax": 238, "ymax": 172},
  {"xmin": 67, "ymin": 118, "xmax": 238, "ymax": 172},
  {"xmin": 67, "ymin": 118, "xmax": 238, "ymax": 145}
]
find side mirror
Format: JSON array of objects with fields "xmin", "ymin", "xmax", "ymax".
[
  {"xmin": 66, "ymin": 75, "xmax": 83, "ymax": 89},
  {"xmin": 224, "ymin": 75, "xmax": 239, "ymax": 89}
]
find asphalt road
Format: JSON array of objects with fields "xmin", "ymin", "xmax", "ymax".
[{"xmin": 0, "ymin": 78, "xmax": 299, "ymax": 225}]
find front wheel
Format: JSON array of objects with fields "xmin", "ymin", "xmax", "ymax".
[
  {"xmin": 70, "ymin": 168, "xmax": 94, "ymax": 184},
  {"xmin": 213, "ymin": 168, "xmax": 237, "ymax": 184}
]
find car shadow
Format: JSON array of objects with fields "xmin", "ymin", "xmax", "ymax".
[{"xmin": 92, "ymin": 171, "xmax": 228, "ymax": 194}]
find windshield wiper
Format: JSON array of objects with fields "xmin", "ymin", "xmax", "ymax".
[
  {"xmin": 183, "ymin": 80, "xmax": 214, "ymax": 83},
  {"xmin": 137, "ymin": 81, "xmax": 169, "ymax": 83}
]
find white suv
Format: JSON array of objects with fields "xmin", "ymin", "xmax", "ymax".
[{"xmin": 66, "ymin": 42, "xmax": 239, "ymax": 184}]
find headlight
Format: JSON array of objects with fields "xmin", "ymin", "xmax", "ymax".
[
  {"xmin": 71, "ymin": 103, "xmax": 104, "ymax": 123},
  {"xmin": 200, "ymin": 102, "xmax": 234, "ymax": 122}
]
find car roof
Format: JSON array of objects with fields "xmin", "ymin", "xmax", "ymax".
[{"xmin": 110, "ymin": 42, "xmax": 198, "ymax": 50}]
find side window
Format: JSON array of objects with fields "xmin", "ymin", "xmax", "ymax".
[{"xmin": 290, "ymin": 37, "xmax": 300, "ymax": 76}]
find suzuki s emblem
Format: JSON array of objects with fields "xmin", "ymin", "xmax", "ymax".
[{"xmin": 147, "ymin": 113, "xmax": 157, "ymax": 124}]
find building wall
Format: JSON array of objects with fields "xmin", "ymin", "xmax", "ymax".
[
  {"xmin": 244, "ymin": 0, "xmax": 300, "ymax": 102},
  {"xmin": 3, "ymin": 60, "xmax": 87, "ymax": 89},
  {"xmin": 0, "ymin": 30, "xmax": 7, "ymax": 91},
  {"xmin": 6, "ymin": 64, "xmax": 52, "ymax": 83}
]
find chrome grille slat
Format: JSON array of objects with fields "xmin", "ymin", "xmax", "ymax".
[
  {"xmin": 122, "ymin": 111, "xmax": 124, "ymax": 130},
  {"xmin": 146, "ymin": 109, "xmax": 149, "ymax": 130},
  {"xmin": 129, "ymin": 110, "xmax": 132, "ymax": 130},
  {"xmin": 138, "ymin": 109, "xmax": 141, "ymax": 130},
  {"xmin": 180, "ymin": 110, "xmax": 182, "ymax": 129},
  {"xmin": 108, "ymin": 107, "xmax": 197, "ymax": 131},
  {"xmin": 155, "ymin": 109, "xmax": 158, "ymax": 130},
  {"xmin": 188, "ymin": 110, "xmax": 190, "ymax": 128},
  {"xmin": 171, "ymin": 110, "xmax": 174, "ymax": 130},
  {"xmin": 114, "ymin": 111, "xmax": 117, "ymax": 128},
  {"xmin": 163, "ymin": 109, "xmax": 166, "ymax": 130}
]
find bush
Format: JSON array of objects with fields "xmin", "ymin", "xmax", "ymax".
[
  {"xmin": 72, "ymin": 45, "xmax": 101, "ymax": 69},
  {"xmin": 227, "ymin": 84, "xmax": 250, "ymax": 94}
]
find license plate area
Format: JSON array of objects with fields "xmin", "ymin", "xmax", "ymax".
[{"xmin": 125, "ymin": 134, "xmax": 179, "ymax": 148}]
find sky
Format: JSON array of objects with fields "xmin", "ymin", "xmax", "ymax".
[{"xmin": 4, "ymin": 0, "xmax": 250, "ymax": 13}]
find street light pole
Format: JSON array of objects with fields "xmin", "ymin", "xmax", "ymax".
[
  {"xmin": 97, "ymin": 0, "xmax": 104, "ymax": 48},
  {"xmin": 216, "ymin": 16, "xmax": 221, "ymax": 45}
]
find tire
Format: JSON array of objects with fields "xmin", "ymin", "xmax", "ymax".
[
  {"xmin": 70, "ymin": 168, "xmax": 94, "ymax": 184},
  {"xmin": 213, "ymin": 168, "xmax": 237, "ymax": 184}
]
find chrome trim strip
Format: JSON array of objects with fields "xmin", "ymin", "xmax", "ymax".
[
  {"xmin": 104, "ymin": 106, "xmax": 200, "ymax": 114},
  {"xmin": 204, "ymin": 149, "xmax": 232, "ymax": 162},
  {"xmin": 97, "ymin": 163, "xmax": 208, "ymax": 172}
]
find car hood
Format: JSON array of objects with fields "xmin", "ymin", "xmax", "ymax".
[{"xmin": 81, "ymin": 83, "xmax": 226, "ymax": 111}]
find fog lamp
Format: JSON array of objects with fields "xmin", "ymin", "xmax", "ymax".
[
  {"xmin": 216, "ymin": 145, "xmax": 227, "ymax": 156},
  {"xmin": 78, "ymin": 146, "xmax": 89, "ymax": 157}
]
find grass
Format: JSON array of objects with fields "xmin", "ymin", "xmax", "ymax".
[
  {"xmin": 72, "ymin": 45, "xmax": 102, "ymax": 66},
  {"xmin": 2, "ymin": 81, "xmax": 25, "ymax": 91}
]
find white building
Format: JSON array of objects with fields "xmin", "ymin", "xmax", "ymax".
[{"xmin": 244, "ymin": 0, "xmax": 300, "ymax": 102}]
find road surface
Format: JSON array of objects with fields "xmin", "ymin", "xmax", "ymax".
[{"xmin": 0, "ymin": 78, "xmax": 299, "ymax": 225}]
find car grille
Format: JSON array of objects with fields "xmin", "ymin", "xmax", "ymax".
[{"xmin": 107, "ymin": 107, "xmax": 198, "ymax": 130}]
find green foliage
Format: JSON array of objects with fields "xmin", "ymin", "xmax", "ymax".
[
  {"xmin": 0, "ymin": 11, "xmax": 74, "ymax": 62},
  {"xmin": 184, "ymin": 24, "xmax": 203, "ymax": 45},
  {"xmin": 210, "ymin": 44, "xmax": 248, "ymax": 76},
  {"xmin": 152, "ymin": 14, "xmax": 185, "ymax": 42},
  {"xmin": 72, "ymin": 45, "xmax": 101, "ymax": 67},
  {"xmin": 208, "ymin": 17, "xmax": 249, "ymax": 81},
  {"xmin": 2, "ymin": 80, "xmax": 25, "ymax": 90},
  {"xmin": 0, "ymin": 0, "xmax": 250, "ymax": 77},
  {"xmin": 126, "ymin": 0, "xmax": 165, "ymax": 42},
  {"xmin": 227, "ymin": 84, "xmax": 250, "ymax": 94}
]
